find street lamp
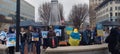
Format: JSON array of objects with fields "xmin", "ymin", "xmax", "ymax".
[{"xmin": 16, "ymin": 0, "xmax": 20, "ymax": 52}]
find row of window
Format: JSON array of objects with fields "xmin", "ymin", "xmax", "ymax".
[
  {"xmin": 97, "ymin": 6, "xmax": 120, "ymax": 16},
  {"xmin": 98, "ymin": 12, "xmax": 120, "ymax": 20}
]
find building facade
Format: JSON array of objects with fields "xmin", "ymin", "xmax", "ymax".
[
  {"xmin": 0, "ymin": 0, "xmax": 35, "ymax": 21},
  {"xmin": 89, "ymin": 0, "xmax": 104, "ymax": 27},
  {"xmin": 0, "ymin": 0, "xmax": 35, "ymax": 29},
  {"xmin": 95, "ymin": 0, "xmax": 120, "ymax": 23}
]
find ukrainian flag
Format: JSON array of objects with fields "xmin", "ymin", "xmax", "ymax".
[{"xmin": 69, "ymin": 32, "xmax": 81, "ymax": 46}]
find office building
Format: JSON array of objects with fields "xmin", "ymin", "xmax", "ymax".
[
  {"xmin": 0, "ymin": 0, "xmax": 35, "ymax": 21},
  {"xmin": 0, "ymin": 0, "xmax": 35, "ymax": 29},
  {"xmin": 95, "ymin": 0, "xmax": 120, "ymax": 23}
]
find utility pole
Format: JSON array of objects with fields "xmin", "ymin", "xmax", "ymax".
[{"xmin": 16, "ymin": 0, "xmax": 20, "ymax": 52}]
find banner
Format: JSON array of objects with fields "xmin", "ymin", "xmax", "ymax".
[
  {"xmin": 65, "ymin": 26, "xmax": 73, "ymax": 35},
  {"xmin": 0, "ymin": 31, "xmax": 7, "ymax": 40},
  {"xmin": 54, "ymin": 29, "xmax": 61, "ymax": 36},
  {"xmin": 96, "ymin": 23, "xmax": 104, "ymax": 36},
  {"xmin": 6, "ymin": 33, "xmax": 16, "ymax": 47},
  {"xmin": 41, "ymin": 31, "xmax": 48, "ymax": 38},
  {"xmin": 32, "ymin": 33, "xmax": 39, "ymax": 41}
]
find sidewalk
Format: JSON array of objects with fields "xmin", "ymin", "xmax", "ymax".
[{"xmin": 15, "ymin": 52, "xmax": 20, "ymax": 54}]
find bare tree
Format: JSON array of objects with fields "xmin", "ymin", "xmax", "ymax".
[
  {"xmin": 38, "ymin": 3, "xmax": 50, "ymax": 24},
  {"xmin": 69, "ymin": 4, "xmax": 89, "ymax": 28},
  {"xmin": 38, "ymin": 2, "xmax": 64, "ymax": 25}
]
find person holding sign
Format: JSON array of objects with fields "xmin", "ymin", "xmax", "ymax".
[
  {"xmin": 20, "ymin": 27, "xmax": 27, "ymax": 54},
  {"xmin": 48, "ymin": 28, "xmax": 58, "ymax": 48},
  {"xmin": 42, "ymin": 31, "xmax": 48, "ymax": 49},
  {"xmin": 0, "ymin": 28, "xmax": 8, "ymax": 45},
  {"xmin": 31, "ymin": 28, "xmax": 42, "ymax": 54},
  {"xmin": 34, "ymin": 28, "xmax": 42, "ymax": 54},
  {"xmin": 7, "ymin": 28, "xmax": 16, "ymax": 54},
  {"xmin": 54, "ymin": 29, "xmax": 61, "ymax": 36}
]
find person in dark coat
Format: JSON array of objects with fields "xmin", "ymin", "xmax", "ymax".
[
  {"xmin": 47, "ymin": 28, "xmax": 58, "ymax": 48},
  {"xmin": 82, "ymin": 26, "xmax": 92, "ymax": 45},
  {"xmin": 8, "ymin": 28, "xmax": 16, "ymax": 54},
  {"xmin": 26, "ymin": 26, "xmax": 33, "ymax": 53},
  {"xmin": 105, "ymin": 27, "xmax": 120, "ymax": 54},
  {"xmin": 34, "ymin": 28, "xmax": 42, "ymax": 54},
  {"xmin": 20, "ymin": 27, "xmax": 27, "ymax": 54}
]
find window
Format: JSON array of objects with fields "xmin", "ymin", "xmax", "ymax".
[
  {"xmin": 110, "ymin": 7, "xmax": 112, "ymax": 11},
  {"xmin": 118, "ymin": 13, "xmax": 120, "ymax": 16},
  {"xmin": 110, "ymin": 1, "xmax": 112, "ymax": 4},
  {"xmin": 110, "ymin": 13, "xmax": 113, "ymax": 17},
  {"xmin": 115, "ymin": 0, "xmax": 120, "ymax": 4},
  {"xmin": 118, "ymin": 7, "xmax": 120, "ymax": 10},
  {"xmin": 115, "ymin": 7, "xmax": 117, "ymax": 10},
  {"xmin": 115, "ymin": 13, "xmax": 117, "ymax": 16}
]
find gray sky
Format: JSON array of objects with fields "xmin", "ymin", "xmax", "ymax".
[{"xmin": 25, "ymin": 0, "xmax": 89, "ymax": 21}]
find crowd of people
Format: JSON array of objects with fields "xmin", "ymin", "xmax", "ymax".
[
  {"xmin": 70, "ymin": 26, "xmax": 109, "ymax": 46},
  {"xmin": 0, "ymin": 26, "xmax": 59, "ymax": 54},
  {"xmin": 0, "ymin": 25, "xmax": 119, "ymax": 54},
  {"xmin": 0, "ymin": 26, "xmax": 42, "ymax": 54}
]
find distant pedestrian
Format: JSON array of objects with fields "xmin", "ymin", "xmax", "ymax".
[
  {"xmin": 103, "ymin": 27, "xmax": 109, "ymax": 42},
  {"xmin": 0, "ymin": 28, "xmax": 8, "ymax": 45},
  {"xmin": 47, "ymin": 27, "xmax": 58, "ymax": 48},
  {"xmin": 8, "ymin": 28, "xmax": 16, "ymax": 54},
  {"xmin": 69, "ymin": 28, "xmax": 81, "ymax": 46},
  {"xmin": 26, "ymin": 26, "xmax": 33, "ymax": 54},
  {"xmin": 20, "ymin": 27, "xmax": 27, "ymax": 54},
  {"xmin": 105, "ymin": 27, "xmax": 120, "ymax": 54},
  {"xmin": 34, "ymin": 28, "xmax": 42, "ymax": 54},
  {"xmin": 82, "ymin": 25, "xmax": 92, "ymax": 45}
]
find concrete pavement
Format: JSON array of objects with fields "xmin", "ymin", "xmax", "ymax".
[
  {"xmin": 45, "ymin": 44, "xmax": 110, "ymax": 54},
  {"xmin": 2, "ymin": 44, "xmax": 111, "ymax": 54}
]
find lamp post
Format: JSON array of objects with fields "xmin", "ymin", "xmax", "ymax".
[{"xmin": 16, "ymin": 0, "xmax": 20, "ymax": 52}]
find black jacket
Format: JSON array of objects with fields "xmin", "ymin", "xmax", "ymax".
[
  {"xmin": 105, "ymin": 28, "xmax": 120, "ymax": 52},
  {"xmin": 20, "ymin": 32, "xmax": 27, "ymax": 43},
  {"xmin": 26, "ymin": 32, "xmax": 32, "ymax": 43}
]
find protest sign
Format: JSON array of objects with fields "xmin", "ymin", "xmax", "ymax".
[
  {"xmin": 54, "ymin": 29, "xmax": 61, "ymax": 36},
  {"xmin": 0, "ymin": 31, "xmax": 7, "ymax": 40},
  {"xmin": 6, "ymin": 33, "xmax": 16, "ymax": 47},
  {"xmin": 96, "ymin": 23, "xmax": 104, "ymax": 36},
  {"xmin": 41, "ymin": 31, "xmax": 48, "ymax": 38},
  {"xmin": 32, "ymin": 33, "xmax": 39, "ymax": 41},
  {"xmin": 65, "ymin": 26, "xmax": 73, "ymax": 35}
]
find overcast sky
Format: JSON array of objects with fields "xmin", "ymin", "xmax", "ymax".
[{"xmin": 25, "ymin": 0, "xmax": 89, "ymax": 21}]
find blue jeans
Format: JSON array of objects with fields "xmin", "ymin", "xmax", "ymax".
[
  {"xmin": 28, "ymin": 43, "xmax": 32, "ymax": 53},
  {"xmin": 35, "ymin": 42, "xmax": 41, "ymax": 54},
  {"xmin": 21, "ymin": 42, "xmax": 25, "ymax": 54}
]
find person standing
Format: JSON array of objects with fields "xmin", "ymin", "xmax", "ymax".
[
  {"xmin": 34, "ymin": 28, "xmax": 42, "ymax": 54},
  {"xmin": 47, "ymin": 27, "xmax": 57, "ymax": 48},
  {"xmin": 7, "ymin": 28, "xmax": 16, "ymax": 54},
  {"xmin": 69, "ymin": 28, "xmax": 81, "ymax": 46},
  {"xmin": 103, "ymin": 27, "xmax": 109, "ymax": 42},
  {"xmin": 26, "ymin": 26, "xmax": 33, "ymax": 54},
  {"xmin": 105, "ymin": 27, "xmax": 120, "ymax": 54},
  {"xmin": 83, "ymin": 26, "xmax": 92, "ymax": 45},
  {"xmin": 20, "ymin": 27, "xmax": 27, "ymax": 54},
  {"xmin": 43, "ymin": 28, "xmax": 49, "ymax": 49},
  {"xmin": 0, "ymin": 28, "xmax": 8, "ymax": 45}
]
